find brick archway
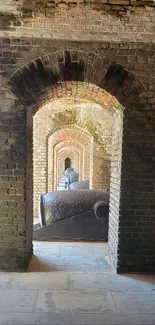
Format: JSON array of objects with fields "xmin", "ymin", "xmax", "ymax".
[
  {"xmin": 48, "ymin": 126, "xmax": 93, "ymax": 191},
  {"xmin": 3, "ymin": 50, "xmax": 148, "ymax": 273},
  {"xmin": 53, "ymin": 143, "xmax": 82, "ymax": 191},
  {"xmin": 55, "ymin": 145, "xmax": 80, "ymax": 189},
  {"xmin": 7, "ymin": 51, "xmax": 143, "ymax": 109}
]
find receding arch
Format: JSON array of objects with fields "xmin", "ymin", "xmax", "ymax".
[
  {"xmin": 53, "ymin": 141, "xmax": 83, "ymax": 190},
  {"xmin": 48, "ymin": 125, "xmax": 93, "ymax": 191},
  {"xmin": 56, "ymin": 147, "xmax": 80, "ymax": 189}
]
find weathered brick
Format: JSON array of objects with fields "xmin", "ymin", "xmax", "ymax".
[{"xmin": 0, "ymin": 0, "xmax": 155, "ymax": 273}]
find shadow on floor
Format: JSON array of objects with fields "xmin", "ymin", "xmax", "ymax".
[
  {"xmin": 27, "ymin": 242, "xmax": 155, "ymax": 287},
  {"xmin": 27, "ymin": 255, "xmax": 58, "ymax": 272},
  {"xmin": 27, "ymin": 241, "xmax": 114, "ymax": 273}
]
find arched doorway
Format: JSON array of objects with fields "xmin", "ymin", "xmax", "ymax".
[
  {"xmin": 65, "ymin": 157, "xmax": 71, "ymax": 170},
  {"xmin": 4, "ymin": 50, "xmax": 146, "ymax": 273},
  {"xmin": 47, "ymin": 126, "xmax": 93, "ymax": 192}
]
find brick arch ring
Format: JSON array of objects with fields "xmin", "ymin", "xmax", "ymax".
[{"xmin": 6, "ymin": 50, "xmax": 145, "ymax": 112}]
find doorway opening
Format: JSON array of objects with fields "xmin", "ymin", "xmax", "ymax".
[
  {"xmin": 33, "ymin": 84, "xmax": 123, "ymax": 258},
  {"xmin": 5, "ymin": 50, "xmax": 144, "ymax": 273},
  {"xmin": 31, "ymin": 89, "xmax": 120, "ymax": 269},
  {"xmin": 31, "ymin": 81, "xmax": 123, "ymax": 271},
  {"xmin": 65, "ymin": 157, "xmax": 71, "ymax": 170}
]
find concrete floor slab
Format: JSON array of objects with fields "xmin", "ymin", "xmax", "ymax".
[
  {"xmin": 29, "ymin": 241, "xmax": 113, "ymax": 273},
  {"xmin": 72, "ymin": 313, "xmax": 155, "ymax": 325},
  {"xmin": 126, "ymin": 274, "xmax": 155, "ymax": 292},
  {"xmin": 28, "ymin": 253, "xmax": 113, "ymax": 273},
  {"xmin": 0, "ymin": 312, "xmax": 72, "ymax": 325},
  {"xmin": 33, "ymin": 241, "xmax": 60, "ymax": 255},
  {"xmin": 69, "ymin": 273, "xmax": 150, "ymax": 292},
  {"xmin": 0, "ymin": 289, "xmax": 38, "ymax": 313},
  {"xmin": 59, "ymin": 243, "xmax": 108, "ymax": 256},
  {"xmin": 0, "ymin": 242, "xmax": 155, "ymax": 325},
  {"xmin": 8, "ymin": 272, "xmax": 69, "ymax": 290},
  {"xmin": 1, "ymin": 312, "xmax": 155, "ymax": 325},
  {"xmin": 0, "ymin": 272, "xmax": 13, "ymax": 289},
  {"xmin": 112, "ymin": 292, "xmax": 155, "ymax": 314},
  {"xmin": 35, "ymin": 290, "xmax": 117, "ymax": 314}
]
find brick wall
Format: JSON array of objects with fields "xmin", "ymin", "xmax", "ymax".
[
  {"xmin": 117, "ymin": 98, "xmax": 155, "ymax": 272},
  {"xmin": 1, "ymin": 0, "xmax": 155, "ymax": 43},
  {"xmin": 0, "ymin": 91, "xmax": 29, "ymax": 270},
  {"xmin": 0, "ymin": 8, "xmax": 154, "ymax": 272}
]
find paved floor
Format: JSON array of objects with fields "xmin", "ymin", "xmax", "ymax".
[{"xmin": 0, "ymin": 241, "xmax": 155, "ymax": 325}]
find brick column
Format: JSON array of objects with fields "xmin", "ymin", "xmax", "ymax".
[
  {"xmin": 0, "ymin": 97, "xmax": 33, "ymax": 270},
  {"xmin": 108, "ymin": 111, "xmax": 123, "ymax": 270},
  {"xmin": 109, "ymin": 98, "xmax": 155, "ymax": 273},
  {"xmin": 117, "ymin": 99, "xmax": 155, "ymax": 272},
  {"xmin": 26, "ymin": 106, "xmax": 33, "ymax": 265}
]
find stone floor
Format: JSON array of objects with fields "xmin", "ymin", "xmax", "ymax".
[{"xmin": 0, "ymin": 241, "xmax": 155, "ymax": 325}]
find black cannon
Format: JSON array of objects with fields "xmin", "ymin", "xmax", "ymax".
[
  {"xmin": 69, "ymin": 180, "xmax": 89, "ymax": 190},
  {"xmin": 58, "ymin": 168, "xmax": 79, "ymax": 190},
  {"xmin": 33, "ymin": 189, "xmax": 110, "ymax": 241}
]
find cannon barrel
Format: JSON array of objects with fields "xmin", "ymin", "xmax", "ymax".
[
  {"xmin": 69, "ymin": 180, "xmax": 89, "ymax": 190},
  {"xmin": 39, "ymin": 189, "xmax": 109, "ymax": 227},
  {"xmin": 94, "ymin": 201, "xmax": 109, "ymax": 219}
]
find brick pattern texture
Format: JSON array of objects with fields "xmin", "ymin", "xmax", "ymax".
[
  {"xmin": 1, "ymin": 0, "xmax": 155, "ymax": 42},
  {"xmin": 0, "ymin": 2, "xmax": 154, "ymax": 272}
]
